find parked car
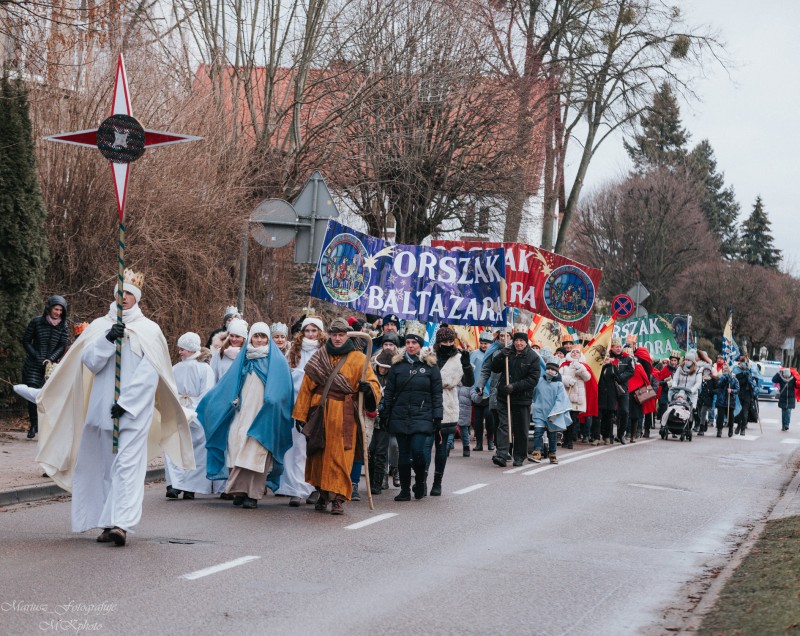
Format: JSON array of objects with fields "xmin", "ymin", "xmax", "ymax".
[{"xmin": 755, "ymin": 361, "xmax": 782, "ymax": 400}]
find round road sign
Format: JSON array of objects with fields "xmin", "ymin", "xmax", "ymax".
[
  {"xmin": 612, "ymin": 294, "xmax": 635, "ymax": 318},
  {"xmin": 250, "ymin": 199, "xmax": 297, "ymax": 247}
]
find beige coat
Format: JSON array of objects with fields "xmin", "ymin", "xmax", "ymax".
[{"xmin": 560, "ymin": 359, "xmax": 592, "ymax": 413}]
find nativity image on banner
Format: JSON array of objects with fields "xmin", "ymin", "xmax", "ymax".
[
  {"xmin": 310, "ymin": 221, "xmax": 508, "ymax": 327},
  {"xmin": 432, "ymin": 239, "xmax": 602, "ymax": 332}
]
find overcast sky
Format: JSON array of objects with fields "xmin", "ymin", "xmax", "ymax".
[{"xmin": 577, "ymin": 1, "xmax": 800, "ymax": 271}]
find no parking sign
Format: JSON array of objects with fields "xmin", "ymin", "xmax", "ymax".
[{"xmin": 612, "ymin": 294, "xmax": 635, "ymax": 319}]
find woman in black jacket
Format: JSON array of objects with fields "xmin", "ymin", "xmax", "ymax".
[
  {"xmin": 381, "ymin": 327, "xmax": 443, "ymax": 502},
  {"xmin": 21, "ymin": 295, "xmax": 69, "ymax": 438}
]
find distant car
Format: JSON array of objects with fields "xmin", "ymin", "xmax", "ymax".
[{"xmin": 755, "ymin": 361, "xmax": 782, "ymax": 401}]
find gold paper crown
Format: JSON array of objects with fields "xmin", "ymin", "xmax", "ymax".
[
  {"xmin": 123, "ymin": 268, "xmax": 144, "ymax": 291},
  {"xmin": 403, "ymin": 320, "xmax": 427, "ymax": 341},
  {"xmin": 302, "ymin": 306, "xmax": 316, "ymax": 317}
]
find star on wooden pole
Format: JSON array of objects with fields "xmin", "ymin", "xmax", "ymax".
[{"xmin": 44, "ymin": 53, "xmax": 202, "ymax": 453}]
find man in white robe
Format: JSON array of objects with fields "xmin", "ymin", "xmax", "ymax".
[
  {"xmin": 35, "ymin": 269, "xmax": 194, "ymax": 547},
  {"xmin": 164, "ymin": 332, "xmax": 221, "ymax": 498}
]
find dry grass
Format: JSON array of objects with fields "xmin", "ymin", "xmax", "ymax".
[{"xmin": 698, "ymin": 515, "xmax": 800, "ymax": 635}]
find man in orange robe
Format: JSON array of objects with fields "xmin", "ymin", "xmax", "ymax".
[{"xmin": 293, "ymin": 318, "xmax": 381, "ymax": 514}]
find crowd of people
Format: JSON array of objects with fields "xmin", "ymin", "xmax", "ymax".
[{"xmin": 15, "ymin": 271, "xmax": 795, "ymax": 546}]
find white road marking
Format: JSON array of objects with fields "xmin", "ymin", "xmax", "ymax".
[
  {"xmin": 781, "ymin": 438, "xmax": 800, "ymax": 445},
  {"xmin": 453, "ymin": 483, "xmax": 488, "ymax": 495},
  {"xmin": 522, "ymin": 439, "xmax": 656, "ymax": 475},
  {"xmin": 505, "ymin": 445, "xmax": 620, "ymax": 473},
  {"xmin": 732, "ymin": 434, "xmax": 759, "ymax": 441},
  {"xmin": 345, "ymin": 513, "xmax": 398, "ymax": 530},
  {"xmin": 180, "ymin": 556, "xmax": 260, "ymax": 580},
  {"xmin": 521, "ymin": 464, "xmax": 559, "ymax": 475},
  {"xmin": 503, "ymin": 465, "xmax": 532, "ymax": 474},
  {"xmin": 628, "ymin": 483, "xmax": 688, "ymax": 492}
]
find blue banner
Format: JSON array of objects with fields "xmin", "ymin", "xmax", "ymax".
[{"xmin": 310, "ymin": 221, "xmax": 507, "ymax": 327}]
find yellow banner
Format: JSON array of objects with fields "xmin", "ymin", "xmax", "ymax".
[{"xmin": 584, "ymin": 315, "xmax": 616, "ymax": 382}]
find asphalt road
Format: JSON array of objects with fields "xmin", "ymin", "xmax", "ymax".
[{"xmin": 2, "ymin": 400, "xmax": 798, "ymax": 636}]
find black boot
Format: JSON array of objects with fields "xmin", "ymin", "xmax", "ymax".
[
  {"xmin": 430, "ymin": 472, "xmax": 443, "ymax": 496},
  {"xmin": 391, "ymin": 466, "xmax": 400, "ymax": 488},
  {"xmin": 412, "ymin": 462, "xmax": 427, "ymax": 500},
  {"xmin": 394, "ymin": 465, "xmax": 411, "ymax": 501},
  {"xmin": 370, "ymin": 472, "xmax": 382, "ymax": 496}
]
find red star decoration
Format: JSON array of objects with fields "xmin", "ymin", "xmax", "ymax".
[{"xmin": 43, "ymin": 54, "xmax": 202, "ymax": 219}]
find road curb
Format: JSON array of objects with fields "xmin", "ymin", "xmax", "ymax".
[
  {"xmin": 0, "ymin": 468, "xmax": 165, "ymax": 508},
  {"xmin": 676, "ymin": 451, "xmax": 800, "ymax": 634}
]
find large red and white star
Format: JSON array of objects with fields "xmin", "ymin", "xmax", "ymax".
[{"xmin": 44, "ymin": 54, "xmax": 202, "ymax": 219}]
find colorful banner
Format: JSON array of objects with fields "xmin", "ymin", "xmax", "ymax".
[
  {"xmin": 596, "ymin": 313, "xmax": 691, "ymax": 358},
  {"xmin": 722, "ymin": 314, "xmax": 740, "ymax": 365},
  {"xmin": 584, "ymin": 314, "xmax": 616, "ymax": 382},
  {"xmin": 432, "ymin": 240, "xmax": 601, "ymax": 331},
  {"xmin": 311, "ymin": 221, "xmax": 507, "ymax": 327}
]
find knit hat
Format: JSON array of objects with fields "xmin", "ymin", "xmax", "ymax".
[
  {"xmin": 328, "ymin": 317, "xmax": 350, "ymax": 333},
  {"xmin": 270, "ymin": 322, "xmax": 288, "ymax": 336},
  {"xmin": 403, "ymin": 320, "xmax": 427, "ymax": 345},
  {"xmin": 227, "ymin": 318, "xmax": 249, "ymax": 339},
  {"xmin": 177, "ymin": 332, "xmax": 201, "ymax": 352},
  {"xmin": 383, "ymin": 314, "xmax": 401, "ymax": 328},
  {"xmin": 375, "ymin": 349, "xmax": 394, "ymax": 369},
  {"xmin": 479, "ymin": 331, "xmax": 493, "ymax": 343},
  {"xmin": 435, "ymin": 325, "xmax": 456, "ymax": 343},
  {"xmin": 382, "ymin": 331, "xmax": 401, "ymax": 346},
  {"xmin": 301, "ymin": 316, "xmax": 325, "ymax": 332},
  {"xmin": 113, "ymin": 268, "xmax": 144, "ymax": 303},
  {"xmin": 512, "ymin": 332, "xmax": 528, "ymax": 343},
  {"xmin": 546, "ymin": 361, "xmax": 560, "ymax": 371},
  {"xmin": 248, "ymin": 322, "xmax": 270, "ymax": 340},
  {"xmin": 347, "ymin": 317, "xmax": 363, "ymax": 330}
]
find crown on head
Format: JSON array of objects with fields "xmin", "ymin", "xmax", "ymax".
[
  {"xmin": 302, "ymin": 307, "xmax": 317, "ymax": 317},
  {"xmin": 403, "ymin": 320, "xmax": 427, "ymax": 340},
  {"xmin": 123, "ymin": 268, "xmax": 144, "ymax": 291}
]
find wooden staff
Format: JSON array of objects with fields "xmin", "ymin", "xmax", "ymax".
[
  {"xmin": 348, "ymin": 331, "xmax": 375, "ymax": 511},
  {"xmin": 112, "ymin": 216, "xmax": 126, "ymax": 454}
]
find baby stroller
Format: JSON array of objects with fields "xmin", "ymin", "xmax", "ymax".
[{"xmin": 659, "ymin": 388, "xmax": 694, "ymax": 442}]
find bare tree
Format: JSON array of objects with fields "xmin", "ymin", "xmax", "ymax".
[
  {"xmin": 472, "ymin": 0, "xmax": 725, "ymax": 250},
  {"xmin": 568, "ymin": 169, "xmax": 717, "ymax": 312},
  {"xmin": 670, "ymin": 260, "xmax": 800, "ymax": 355},
  {"xmin": 329, "ymin": 0, "xmax": 519, "ymax": 244}
]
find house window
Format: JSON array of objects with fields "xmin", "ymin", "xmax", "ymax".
[
  {"xmin": 464, "ymin": 206, "xmax": 475, "ymax": 233},
  {"xmin": 477, "ymin": 207, "xmax": 490, "ymax": 234}
]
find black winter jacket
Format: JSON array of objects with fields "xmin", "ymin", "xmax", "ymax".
[
  {"xmin": 382, "ymin": 352, "xmax": 444, "ymax": 435},
  {"xmin": 489, "ymin": 345, "xmax": 540, "ymax": 406},
  {"xmin": 22, "ymin": 296, "xmax": 69, "ymax": 387},
  {"xmin": 772, "ymin": 373, "xmax": 796, "ymax": 410},
  {"xmin": 698, "ymin": 377, "xmax": 717, "ymax": 408},
  {"xmin": 597, "ymin": 354, "xmax": 634, "ymax": 412}
]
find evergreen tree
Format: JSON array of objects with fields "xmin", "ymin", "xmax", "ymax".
[
  {"xmin": 686, "ymin": 139, "xmax": 740, "ymax": 259},
  {"xmin": 739, "ymin": 196, "xmax": 781, "ymax": 269},
  {"xmin": 624, "ymin": 82, "xmax": 689, "ymax": 172},
  {"xmin": 0, "ymin": 74, "xmax": 49, "ymax": 388}
]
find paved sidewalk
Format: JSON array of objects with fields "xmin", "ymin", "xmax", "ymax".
[{"xmin": 0, "ymin": 426, "xmax": 164, "ymax": 507}]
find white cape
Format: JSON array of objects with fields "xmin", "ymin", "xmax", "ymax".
[{"xmin": 35, "ymin": 306, "xmax": 195, "ymax": 492}]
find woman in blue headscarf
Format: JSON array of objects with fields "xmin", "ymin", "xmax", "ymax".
[{"xmin": 197, "ymin": 322, "xmax": 294, "ymax": 509}]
